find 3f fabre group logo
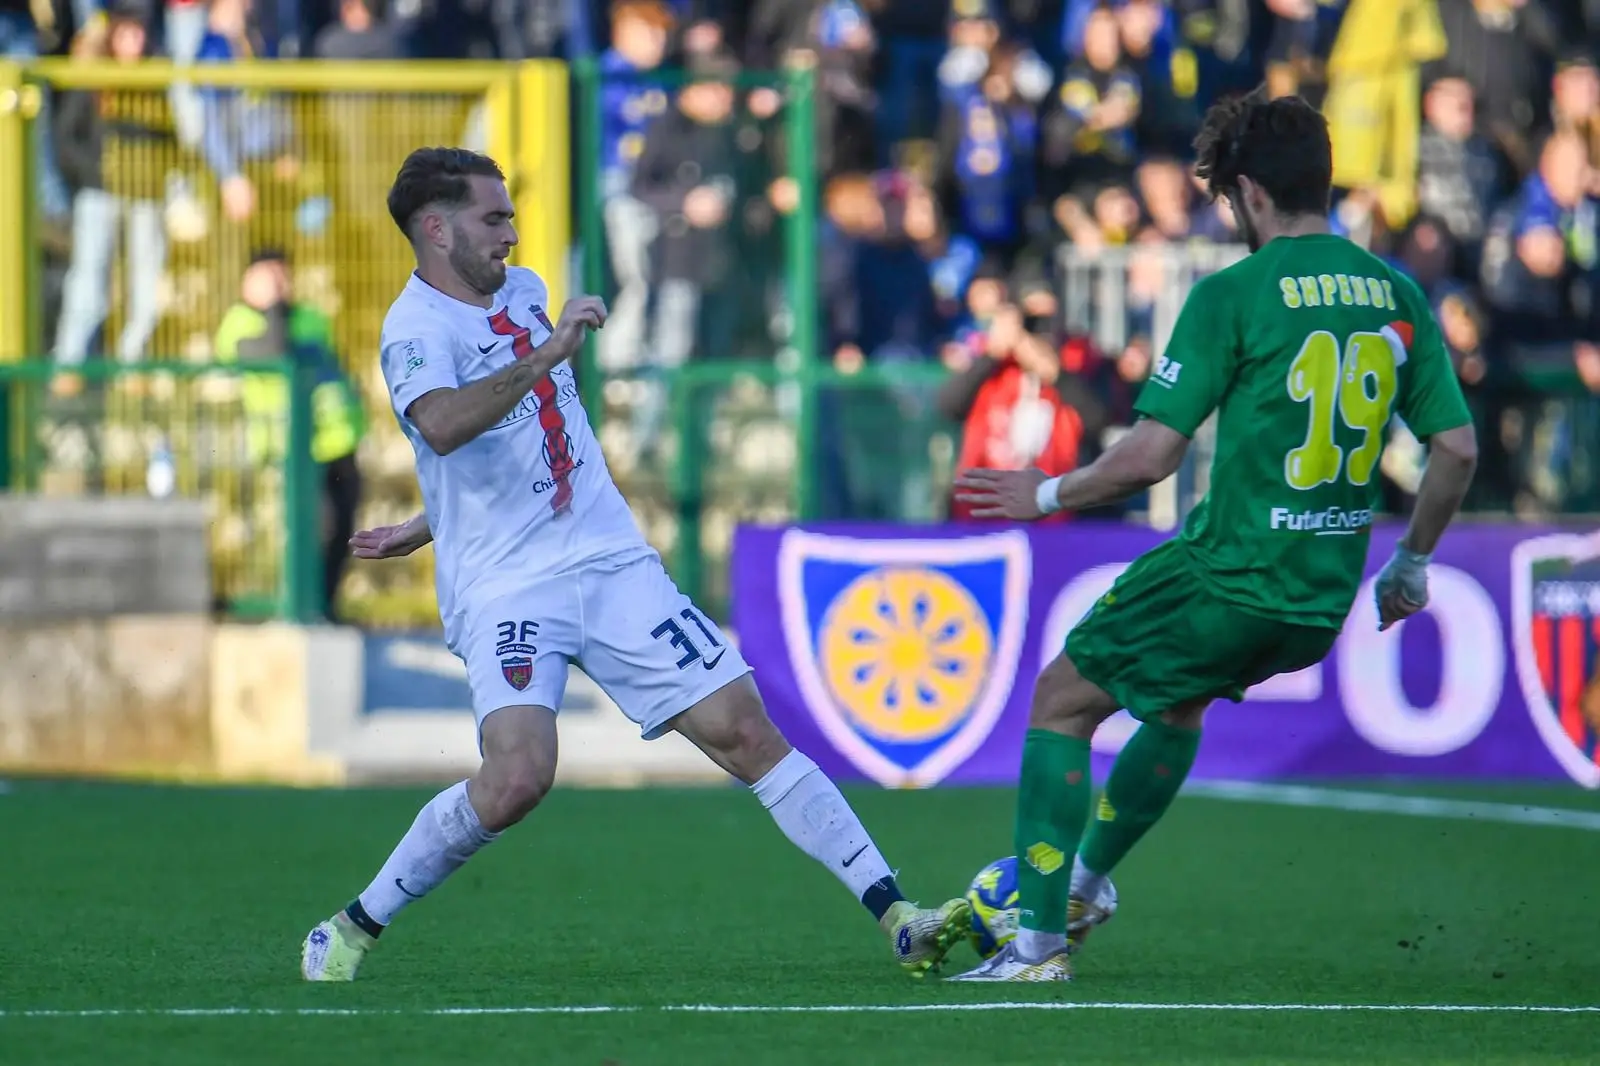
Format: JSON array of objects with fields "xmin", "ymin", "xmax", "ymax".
[
  {"xmin": 1511, "ymin": 532, "xmax": 1600, "ymax": 788},
  {"xmin": 496, "ymin": 619, "xmax": 540, "ymax": 692},
  {"xmin": 776, "ymin": 530, "xmax": 1030, "ymax": 787}
]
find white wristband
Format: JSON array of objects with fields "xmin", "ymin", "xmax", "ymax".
[{"xmin": 1035, "ymin": 476, "xmax": 1063, "ymax": 515}]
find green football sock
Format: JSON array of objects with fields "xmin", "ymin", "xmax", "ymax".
[
  {"xmin": 1079, "ymin": 718, "xmax": 1201, "ymax": 877},
  {"xmin": 1013, "ymin": 729, "xmax": 1093, "ymax": 935}
]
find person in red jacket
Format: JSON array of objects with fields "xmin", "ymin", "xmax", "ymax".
[{"xmin": 937, "ymin": 293, "xmax": 1086, "ymax": 522}]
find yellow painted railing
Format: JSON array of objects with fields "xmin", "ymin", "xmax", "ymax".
[{"xmin": 0, "ymin": 59, "xmax": 569, "ymax": 622}]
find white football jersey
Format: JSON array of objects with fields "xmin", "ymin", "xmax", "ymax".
[{"xmin": 379, "ymin": 267, "xmax": 651, "ymax": 644}]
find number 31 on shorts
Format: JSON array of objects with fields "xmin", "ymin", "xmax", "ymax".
[
  {"xmin": 1284, "ymin": 329, "xmax": 1399, "ymax": 491},
  {"xmin": 652, "ymin": 607, "xmax": 726, "ymax": 671}
]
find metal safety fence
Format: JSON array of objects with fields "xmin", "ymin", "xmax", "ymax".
[
  {"xmin": 0, "ymin": 359, "xmax": 319, "ymax": 618},
  {"xmin": 0, "ymin": 59, "xmax": 569, "ymax": 624}
]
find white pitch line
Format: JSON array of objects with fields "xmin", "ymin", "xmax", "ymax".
[
  {"xmin": 5, "ymin": 1003, "xmax": 1599, "ymax": 1019},
  {"xmin": 1182, "ymin": 780, "xmax": 1600, "ymax": 831}
]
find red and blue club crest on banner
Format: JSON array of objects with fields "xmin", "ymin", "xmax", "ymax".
[{"xmin": 1512, "ymin": 532, "xmax": 1600, "ymax": 787}]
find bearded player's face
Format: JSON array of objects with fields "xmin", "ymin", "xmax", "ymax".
[{"xmin": 448, "ymin": 175, "xmax": 518, "ymax": 296}]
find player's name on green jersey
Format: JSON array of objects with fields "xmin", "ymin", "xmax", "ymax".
[
  {"xmin": 1267, "ymin": 505, "xmax": 1374, "ymax": 534},
  {"xmin": 1276, "ymin": 273, "xmax": 1397, "ymax": 312}
]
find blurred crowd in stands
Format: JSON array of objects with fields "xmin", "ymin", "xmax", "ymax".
[{"xmin": 13, "ymin": 0, "xmax": 1600, "ymax": 531}]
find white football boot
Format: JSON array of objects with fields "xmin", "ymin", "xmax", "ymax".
[
  {"xmin": 948, "ymin": 941, "xmax": 1072, "ymax": 982},
  {"xmin": 1067, "ymin": 875, "xmax": 1118, "ymax": 953}
]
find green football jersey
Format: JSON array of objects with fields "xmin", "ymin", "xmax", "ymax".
[{"xmin": 1134, "ymin": 233, "xmax": 1472, "ymax": 628}]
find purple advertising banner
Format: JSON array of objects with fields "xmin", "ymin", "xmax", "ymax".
[{"xmin": 730, "ymin": 523, "xmax": 1600, "ymax": 788}]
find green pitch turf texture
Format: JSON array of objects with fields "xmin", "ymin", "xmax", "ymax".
[{"xmin": 4, "ymin": 778, "xmax": 1598, "ymax": 1065}]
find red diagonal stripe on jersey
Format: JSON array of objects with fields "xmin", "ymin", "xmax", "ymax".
[{"xmin": 488, "ymin": 308, "xmax": 574, "ymax": 514}]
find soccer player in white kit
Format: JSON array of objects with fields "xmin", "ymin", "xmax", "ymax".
[{"xmin": 299, "ymin": 147, "xmax": 970, "ymax": 982}]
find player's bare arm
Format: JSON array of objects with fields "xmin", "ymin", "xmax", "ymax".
[
  {"xmin": 350, "ymin": 512, "xmax": 433, "ymax": 559},
  {"xmin": 954, "ymin": 418, "xmax": 1190, "ymax": 521},
  {"xmin": 406, "ymin": 296, "xmax": 607, "ymax": 456},
  {"xmin": 1375, "ymin": 422, "xmax": 1477, "ymax": 631},
  {"xmin": 1397, "ymin": 423, "xmax": 1477, "ymax": 556}
]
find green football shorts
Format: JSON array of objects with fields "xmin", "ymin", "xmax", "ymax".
[{"xmin": 1064, "ymin": 540, "xmax": 1341, "ymax": 719}]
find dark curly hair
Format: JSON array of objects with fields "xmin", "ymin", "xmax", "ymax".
[
  {"xmin": 387, "ymin": 147, "xmax": 505, "ymax": 240},
  {"xmin": 1192, "ymin": 86, "xmax": 1332, "ymax": 217}
]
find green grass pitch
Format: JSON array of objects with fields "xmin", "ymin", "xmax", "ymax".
[{"xmin": 3, "ymin": 778, "xmax": 1599, "ymax": 1064}]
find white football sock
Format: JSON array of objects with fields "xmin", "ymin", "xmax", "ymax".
[
  {"xmin": 355, "ymin": 780, "xmax": 499, "ymax": 926},
  {"xmin": 1071, "ymin": 853, "xmax": 1107, "ymax": 901},
  {"xmin": 752, "ymin": 749, "xmax": 894, "ymax": 900}
]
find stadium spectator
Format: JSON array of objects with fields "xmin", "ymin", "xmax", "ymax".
[
  {"xmin": 314, "ymin": 0, "xmax": 406, "ymax": 239},
  {"xmin": 166, "ymin": 0, "xmax": 211, "ymax": 149},
  {"xmin": 938, "ymin": 288, "xmax": 1085, "ymax": 524},
  {"xmin": 934, "ymin": 40, "xmax": 1048, "ymax": 266},
  {"xmin": 596, "ymin": 0, "xmax": 674, "ymax": 376},
  {"xmin": 1479, "ymin": 128, "xmax": 1600, "ymax": 513},
  {"xmin": 214, "ymin": 249, "xmax": 366, "ymax": 620},
  {"xmin": 1258, "ymin": 0, "xmax": 1344, "ymax": 107},
  {"xmin": 49, "ymin": 5, "xmax": 172, "ymax": 398},
  {"xmin": 1042, "ymin": 1, "xmax": 1142, "ymax": 194},
  {"xmin": 1417, "ymin": 75, "xmax": 1513, "ymax": 278},
  {"xmin": 820, "ymin": 170, "xmax": 884, "ymax": 370},
  {"xmin": 1551, "ymin": 51, "xmax": 1600, "ymax": 173},
  {"xmin": 312, "ymin": 0, "xmax": 404, "ymax": 57},
  {"xmin": 1134, "ymin": 154, "xmax": 1229, "ymax": 242},
  {"xmin": 906, "ymin": 171, "xmax": 983, "ymax": 330},
  {"xmin": 198, "ymin": 0, "xmax": 299, "ymax": 229},
  {"xmin": 627, "ymin": 48, "xmax": 744, "ymax": 448},
  {"xmin": 2, "ymin": 0, "xmax": 73, "ymax": 226},
  {"xmin": 806, "ymin": 0, "xmax": 881, "ymax": 179},
  {"xmin": 1434, "ymin": 0, "xmax": 1563, "ymax": 176},
  {"xmin": 1115, "ymin": 0, "xmax": 1202, "ymax": 158},
  {"xmin": 841, "ymin": 170, "xmax": 943, "ymax": 364},
  {"xmin": 492, "ymin": 0, "xmax": 580, "ymax": 59}
]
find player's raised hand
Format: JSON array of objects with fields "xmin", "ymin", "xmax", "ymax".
[
  {"xmin": 954, "ymin": 466, "xmax": 1051, "ymax": 521},
  {"xmin": 1374, "ymin": 545, "xmax": 1430, "ymax": 631},
  {"xmin": 534, "ymin": 296, "xmax": 607, "ymax": 368},
  {"xmin": 553, "ymin": 296, "xmax": 608, "ymax": 340},
  {"xmin": 350, "ymin": 516, "xmax": 432, "ymax": 559}
]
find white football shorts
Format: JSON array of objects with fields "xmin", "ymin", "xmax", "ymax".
[{"xmin": 458, "ymin": 549, "xmax": 752, "ymax": 739}]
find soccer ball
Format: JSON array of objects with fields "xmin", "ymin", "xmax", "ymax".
[{"xmin": 966, "ymin": 856, "xmax": 1020, "ymax": 959}]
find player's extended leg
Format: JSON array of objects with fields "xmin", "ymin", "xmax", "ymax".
[
  {"xmin": 300, "ymin": 705, "xmax": 558, "ymax": 981},
  {"xmin": 1069, "ymin": 698, "xmax": 1207, "ymax": 952},
  {"xmin": 950, "ymin": 652, "xmax": 1120, "ymax": 983},
  {"xmin": 670, "ymin": 676, "xmax": 971, "ymax": 976}
]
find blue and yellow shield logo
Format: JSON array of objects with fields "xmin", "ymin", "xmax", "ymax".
[
  {"xmin": 1511, "ymin": 532, "xmax": 1600, "ymax": 787},
  {"xmin": 776, "ymin": 530, "xmax": 1031, "ymax": 787}
]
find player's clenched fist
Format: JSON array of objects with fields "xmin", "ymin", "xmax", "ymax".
[
  {"xmin": 1373, "ymin": 545, "xmax": 1429, "ymax": 631},
  {"xmin": 554, "ymin": 296, "xmax": 608, "ymax": 338},
  {"xmin": 531, "ymin": 296, "xmax": 607, "ymax": 366},
  {"xmin": 954, "ymin": 467, "xmax": 1052, "ymax": 521}
]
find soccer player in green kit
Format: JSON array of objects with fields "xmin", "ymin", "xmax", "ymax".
[{"xmin": 948, "ymin": 88, "xmax": 1480, "ymax": 982}]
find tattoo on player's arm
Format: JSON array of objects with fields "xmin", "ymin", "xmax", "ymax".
[{"xmin": 492, "ymin": 363, "xmax": 538, "ymax": 396}]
